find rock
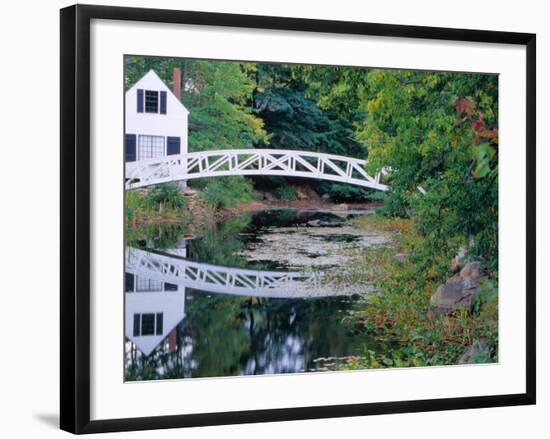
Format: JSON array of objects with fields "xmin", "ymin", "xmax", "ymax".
[
  {"xmin": 321, "ymin": 193, "xmax": 331, "ymax": 201},
  {"xmin": 458, "ymin": 339, "xmax": 492, "ymax": 364},
  {"xmin": 252, "ymin": 190, "xmax": 265, "ymax": 200},
  {"xmin": 254, "ymin": 190, "xmax": 276, "ymax": 201},
  {"xmin": 429, "ymin": 276, "xmax": 480, "ymax": 315},
  {"xmin": 333, "ymin": 203, "xmax": 349, "ymax": 211},
  {"xmin": 450, "ymin": 257, "xmax": 460, "ymax": 273},
  {"xmin": 182, "ymin": 188, "xmax": 198, "ymax": 196},
  {"xmin": 451, "ymin": 249, "xmax": 466, "ymax": 272},
  {"xmin": 393, "ymin": 253, "xmax": 408, "ymax": 264},
  {"xmin": 307, "ymin": 219, "xmax": 321, "ymax": 227},
  {"xmin": 450, "ymin": 239, "xmax": 476, "ymax": 272},
  {"xmin": 460, "ymin": 261, "xmax": 482, "ymax": 280},
  {"xmin": 295, "ymin": 186, "xmax": 309, "ymax": 200}
]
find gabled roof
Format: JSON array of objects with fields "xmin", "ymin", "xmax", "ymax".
[
  {"xmin": 127, "ymin": 69, "xmax": 189, "ymax": 114},
  {"xmin": 125, "ymin": 287, "xmax": 187, "ymax": 357}
]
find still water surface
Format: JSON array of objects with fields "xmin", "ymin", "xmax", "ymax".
[{"xmin": 125, "ymin": 208, "xmax": 389, "ymax": 380}]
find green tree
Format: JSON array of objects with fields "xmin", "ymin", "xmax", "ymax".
[
  {"xmin": 250, "ymin": 63, "xmax": 372, "ymax": 200},
  {"xmin": 304, "ymin": 67, "xmax": 499, "ymax": 274},
  {"xmin": 125, "ymin": 56, "xmax": 266, "ymax": 150}
]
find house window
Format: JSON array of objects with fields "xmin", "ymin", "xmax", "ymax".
[
  {"xmin": 135, "ymin": 277, "xmax": 163, "ymax": 292},
  {"xmin": 133, "ymin": 313, "xmax": 164, "ymax": 337},
  {"xmin": 145, "ymin": 90, "xmax": 159, "ymax": 113},
  {"xmin": 141, "ymin": 313, "xmax": 156, "ymax": 335},
  {"xmin": 125, "ymin": 272, "xmax": 135, "ymax": 292},
  {"xmin": 137, "ymin": 89, "xmax": 166, "ymax": 114},
  {"xmin": 138, "ymin": 135, "xmax": 165, "ymax": 160}
]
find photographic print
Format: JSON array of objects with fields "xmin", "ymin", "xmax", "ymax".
[{"xmin": 123, "ymin": 56, "xmax": 499, "ymax": 381}]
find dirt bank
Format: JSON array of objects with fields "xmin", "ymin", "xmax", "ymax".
[{"xmin": 216, "ymin": 199, "xmax": 384, "ymax": 221}]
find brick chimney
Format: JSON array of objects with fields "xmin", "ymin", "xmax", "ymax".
[
  {"xmin": 168, "ymin": 328, "xmax": 177, "ymax": 353},
  {"xmin": 172, "ymin": 67, "xmax": 181, "ymax": 100}
]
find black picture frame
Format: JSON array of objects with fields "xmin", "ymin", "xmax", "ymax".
[{"xmin": 60, "ymin": 4, "xmax": 536, "ymax": 434}]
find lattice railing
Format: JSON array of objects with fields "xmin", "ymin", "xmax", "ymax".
[
  {"xmin": 125, "ymin": 149, "xmax": 388, "ymax": 191},
  {"xmin": 125, "ymin": 247, "xmax": 350, "ymax": 298}
]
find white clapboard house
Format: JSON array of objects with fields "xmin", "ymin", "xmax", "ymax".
[
  {"xmin": 125, "ymin": 69, "xmax": 189, "ymax": 163},
  {"xmin": 125, "ymin": 272, "xmax": 186, "ymax": 357}
]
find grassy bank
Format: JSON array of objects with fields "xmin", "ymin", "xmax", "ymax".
[
  {"xmin": 125, "ymin": 180, "xmax": 383, "ymax": 226},
  {"xmin": 125, "ymin": 177, "xmax": 258, "ymax": 225},
  {"xmin": 337, "ymin": 213, "xmax": 498, "ymax": 369},
  {"xmin": 125, "ymin": 184, "xmax": 194, "ymax": 224}
]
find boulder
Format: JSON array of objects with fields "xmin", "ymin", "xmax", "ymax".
[
  {"xmin": 450, "ymin": 258, "xmax": 460, "ymax": 273},
  {"xmin": 252, "ymin": 190, "xmax": 265, "ymax": 200},
  {"xmin": 450, "ymin": 239, "xmax": 476, "ymax": 272},
  {"xmin": 460, "ymin": 261, "xmax": 482, "ymax": 280},
  {"xmin": 450, "ymin": 246, "xmax": 468, "ymax": 272},
  {"xmin": 429, "ymin": 276, "xmax": 480, "ymax": 315},
  {"xmin": 333, "ymin": 203, "xmax": 349, "ymax": 211},
  {"xmin": 393, "ymin": 253, "xmax": 408, "ymax": 264},
  {"xmin": 182, "ymin": 187, "xmax": 198, "ymax": 196},
  {"xmin": 458, "ymin": 339, "xmax": 492, "ymax": 364},
  {"xmin": 294, "ymin": 186, "xmax": 309, "ymax": 200},
  {"xmin": 252, "ymin": 190, "xmax": 276, "ymax": 201}
]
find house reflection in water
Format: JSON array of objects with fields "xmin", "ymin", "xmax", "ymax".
[{"xmin": 125, "ymin": 272, "xmax": 186, "ymax": 357}]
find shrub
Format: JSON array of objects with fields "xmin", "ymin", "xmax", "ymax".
[
  {"xmin": 200, "ymin": 176, "xmax": 253, "ymax": 209},
  {"xmin": 124, "ymin": 184, "xmax": 187, "ymax": 221},
  {"xmin": 144, "ymin": 183, "xmax": 187, "ymax": 211},
  {"xmin": 273, "ymin": 185, "xmax": 298, "ymax": 201},
  {"xmin": 125, "ymin": 190, "xmax": 142, "ymax": 220}
]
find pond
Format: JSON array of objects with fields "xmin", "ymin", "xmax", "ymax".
[{"xmin": 124, "ymin": 208, "xmax": 392, "ymax": 380}]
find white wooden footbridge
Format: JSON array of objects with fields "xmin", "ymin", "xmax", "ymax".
[
  {"xmin": 126, "ymin": 247, "xmax": 358, "ymax": 298},
  {"xmin": 125, "ymin": 149, "xmax": 388, "ymax": 191}
]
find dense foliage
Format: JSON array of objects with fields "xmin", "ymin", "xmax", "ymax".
[
  {"xmin": 251, "ymin": 63, "xmax": 371, "ymax": 200},
  {"xmin": 342, "ymin": 215, "xmax": 498, "ymax": 368},
  {"xmin": 302, "ymin": 67, "xmax": 499, "ymax": 275},
  {"xmin": 125, "ymin": 56, "xmax": 498, "ymax": 276},
  {"xmin": 125, "ymin": 57, "xmax": 500, "ymax": 372},
  {"xmin": 125, "ymin": 56, "xmax": 266, "ymax": 206}
]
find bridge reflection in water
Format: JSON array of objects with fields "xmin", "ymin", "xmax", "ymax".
[{"xmin": 125, "ymin": 246, "xmax": 354, "ymax": 357}]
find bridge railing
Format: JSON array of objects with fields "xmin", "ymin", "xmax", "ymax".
[
  {"xmin": 125, "ymin": 149, "xmax": 389, "ymax": 191},
  {"xmin": 125, "ymin": 247, "xmax": 364, "ymax": 298}
]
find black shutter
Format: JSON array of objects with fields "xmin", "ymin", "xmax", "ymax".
[
  {"xmin": 160, "ymin": 91, "xmax": 167, "ymax": 114},
  {"xmin": 125, "ymin": 272, "xmax": 135, "ymax": 292},
  {"xmin": 125, "ymin": 134, "xmax": 136, "ymax": 162},
  {"xmin": 167, "ymin": 136, "xmax": 181, "ymax": 155},
  {"xmin": 133, "ymin": 314, "xmax": 140, "ymax": 337},
  {"xmin": 137, "ymin": 89, "xmax": 144, "ymax": 113},
  {"xmin": 156, "ymin": 313, "xmax": 163, "ymax": 335},
  {"xmin": 164, "ymin": 282, "xmax": 178, "ymax": 291}
]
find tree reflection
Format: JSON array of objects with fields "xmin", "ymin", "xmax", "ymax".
[
  {"xmin": 125, "ymin": 209, "xmax": 375, "ymax": 381},
  {"xmin": 125, "ymin": 292, "xmax": 370, "ymax": 380}
]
